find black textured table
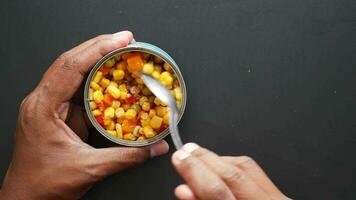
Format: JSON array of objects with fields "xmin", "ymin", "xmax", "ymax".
[{"xmin": 1, "ymin": 1, "xmax": 355, "ymax": 199}]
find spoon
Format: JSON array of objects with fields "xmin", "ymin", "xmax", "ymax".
[{"xmin": 140, "ymin": 72, "xmax": 183, "ymax": 149}]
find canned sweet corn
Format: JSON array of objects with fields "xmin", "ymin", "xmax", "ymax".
[{"xmin": 84, "ymin": 42, "xmax": 187, "ymax": 147}]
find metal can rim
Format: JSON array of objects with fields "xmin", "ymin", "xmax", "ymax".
[{"xmin": 84, "ymin": 42, "xmax": 187, "ymax": 147}]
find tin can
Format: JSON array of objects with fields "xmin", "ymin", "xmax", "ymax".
[{"xmin": 84, "ymin": 42, "xmax": 187, "ymax": 147}]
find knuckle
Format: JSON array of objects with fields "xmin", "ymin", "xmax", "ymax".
[
  {"xmin": 58, "ymin": 51, "xmax": 81, "ymax": 71},
  {"xmin": 222, "ymin": 168, "xmax": 244, "ymax": 183},
  {"xmin": 19, "ymin": 95, "xmax": 30, "ymax": 110},
  {"xmin": 208, "ymin": 182, "xmax": 228, "ymax": 197},
  {"xmin": 57, "ymin": 51, "xmax": 70, "ymax": 63},
  {"xmin": 238, "ymin": 156, "xmax": 258, "ymax": 170},
  {"xmin": 19, "ymin": 94, "xmax": 38, "ymax": 124}
]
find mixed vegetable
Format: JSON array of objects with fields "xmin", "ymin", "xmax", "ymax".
[{"xmin": 88, "ymin": 52, "xmax": 182, "ymax": 141}]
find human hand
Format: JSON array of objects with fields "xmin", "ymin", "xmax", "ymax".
[
  {"xmin": 0, "ymin": 31, "xmax": 169, "ymax": 200},
  {"xmin": 172, "ymin": 143, "xmax": 291, "ymax": 200}
]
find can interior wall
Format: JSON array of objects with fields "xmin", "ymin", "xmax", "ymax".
[{"xmin": 84, "ymin": 42, "xmax": 187, "ymax": 147}]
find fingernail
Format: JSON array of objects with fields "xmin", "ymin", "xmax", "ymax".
[
  {"xmin": 182, "ymin": 143, "xmax": 199, "ymax": 153},
  {"xmin": 150, "ymin": 140, "xmax": 169, "ymax": 157},
  {"xmin": 173, "ymin": 150, "xmax": 190, "ymax": 161}
]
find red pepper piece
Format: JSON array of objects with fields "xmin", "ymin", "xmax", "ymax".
[
  {"xmin": 97, "ymin": 101, "xmax": 106, "ymax": 111},
  {"xmin": 125, "ymin": 94, "xmax": 140, "ymax": 104},
  {"xmin": 95, "ymin": 115, "xmax": 104, "ymax": 127}
]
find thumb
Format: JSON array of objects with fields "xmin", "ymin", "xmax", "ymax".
[{"xmin": 85, "ymin": 140, "xmax": 169, "ymax": 179}]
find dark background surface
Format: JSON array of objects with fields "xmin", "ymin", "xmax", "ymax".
[{"xmin": 1, "ymin": 0, "xmax": 355, "ymax": 199}]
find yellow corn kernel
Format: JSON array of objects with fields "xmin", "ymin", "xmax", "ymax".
[
  {"xmin": 143, "ymin": 126, "xmax": 155, "ymax": 138},
  {"xmin": 89, "ymin": 88, "xmax": 94, "ymax": 100},
  {"xmin": 106, "ymin": 85, "xmax": 121, "ymax": 99},
  {"xmin": 131, "ymin": 103, "xmax": 141, "ymax": 112},
  {"xmin": 113, "ymin": 69, "xmax": 125, "ymax": 80},
  {"xmin": 106, "ymin": 130, "xmax": 117, "ymax": 137},
  {"xmin": 152, "ymin": 71, "xmax": 160, "ymax": 79},
  {"xmin": 174, "ymin": 87, "xmax": 182, "ymax": 101},
  {"xmin": 141, "ymin": 87, "xmax": 152, "ymax": 96},
  {"xmin": 115, "ymin": 123, "xmax": 123, "ymax": 138},
  {"xmin": 139, "ymin": 96, "xmax": 148, "ymax": 105},
  {"xmin": 141, "ymin": 102, "xmax": 151, "ymax": 111},
  {"xmin": 163, "ymin": 112, "xmax": 169, "ymax": 125},
  {"xmin": 92, "ymin": 109, "xmax": 102, "ymax": 116},
  {"xmin": 104, "ymin": 118, "xmax": 112, "ymax": 126},
  {"xmin": 154, "ymin": 65, "xmax": 162, "ymax": 73},
  {"xmin": 116, "ymin": 60, "xmax": 127, "ymax": 70},
  {"xmin": 89, "ymin": 101, "xmax": 97, "ymax": 110},
  {"xmin": 139, "ymin": 127, "xmax": 144, "ymax": 134},
  {"xmin": 125, "ymin": 109, "xmax": 137, "ymax": 120},
  {"xmin": 115, "ymin": 107, "xmax": 125, "ymax": 118},
  {"xmin": 154, "ymin": 97, "xmax": 160, "ymax": 105},
  {"xmin": 155, "ymin": 106, "xmax": 166, "ymax": 117},
  {"xmin": 133, "ymin": 126, "xmax": 141, "ymax": 137},
  {"xmin": 93, "ymin": 90, "xmax": 104, "ymax": 103},
  {"xmin": 106, "ymin": 120, "xmax": 115, "ymax": 130},
  {"xmin": 129, "ymin": 86, "xmax": 138, "ymax": 94},
  {"xmin": 120, "ymin": 91, "xmax": 128, "ymax": 100},
  {"xmin": 104, "ymin": 58, "xmax": 115, "ymax": 67},
  {"xmin": 148, "ymin": 109, "xmax": 156, "ymax": 118},
  {"xmin": 109, "ymin": 81, "xmax": 118, "ymax": 88},
  {"xmin": 119, "ymin": 84, "xmax": 127, "ymax": 92},
  {"xmin": 99, "ymin": 78, "xmax": 110, "ymax": 89},
  {"xmin": 160, "ymin": 71, "xmax": 171, "ymax": 78},
  {"xmin": 114, "ymin": 54, "xmax": 121, "ymax": 61},
  {"xmin": 154, "ymin": 56, "xmax": 163, "ymax": 63},
  {"xmin": 111, "ymin": 101, "xmax": 121, "ymax": 109},
  {"xmin": 90, "ymin": 82, "xmax": 102, "ymax": 91},
  {"xmin": 154, "ymin": 97, "xmax": 166, "ymax": 106},
  {"xmin": 123, "ymin": 133, "xmax": 136, "ymax": 141},
  {"xmin": 104, "ymin": 107, "xmax": 115, "ymax": 119},
  {"xmin": 163, "ymin": 63, "xmax": 171, "ymax": 71},
  {"xmin": 137, "ymin": 136, "xmax": 146, "ymax": 141},
  {"xmin": 142, "ymin": 62, "xmax": 154, "ymax": 74},
  {"xmin": 93, "ymin": 71, "xmax": 103, "ymax": 83},
  {"xmin": 140, "ymin": 112, "xmax": 148, "ymax": 120},
  {"xmin": 150, "ymin": 115, "xmax": 163, "ymax": 129},
  {"xmin": 159, "ymin": 72, "xmax": 173, "ymax": 86},
  {"xmin": 141, "ymin": 119, "xmax": 150, "ymax": 127}
]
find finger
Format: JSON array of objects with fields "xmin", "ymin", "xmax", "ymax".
[
  {"xmin": 65, "ymin": 104, "xmax": 89, "ymax": 140},
  {"xmin": 39, "ymin": 31, "xmax": 133, "ymax": 106},
  {"xmin": 182, "ymin": 143, "xmax": 269, "ymax": 200},
  {"xmin": 68, "ymin": 31, "xmax": 133, "ymax": 55},
  {"xmin": 86, "ymin": 140, "xmax": 169, "ymax": 179},
  {"xmin": 175, "ymin": 184, "xmax": 199, "ymax": 200},
  {"xmin": 172, "ymin": 150, "xmax": 235, "ymax": 200},
  {"xmin": 221, "ymin": 156, "xmax": 289, "ymax": 199}
]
